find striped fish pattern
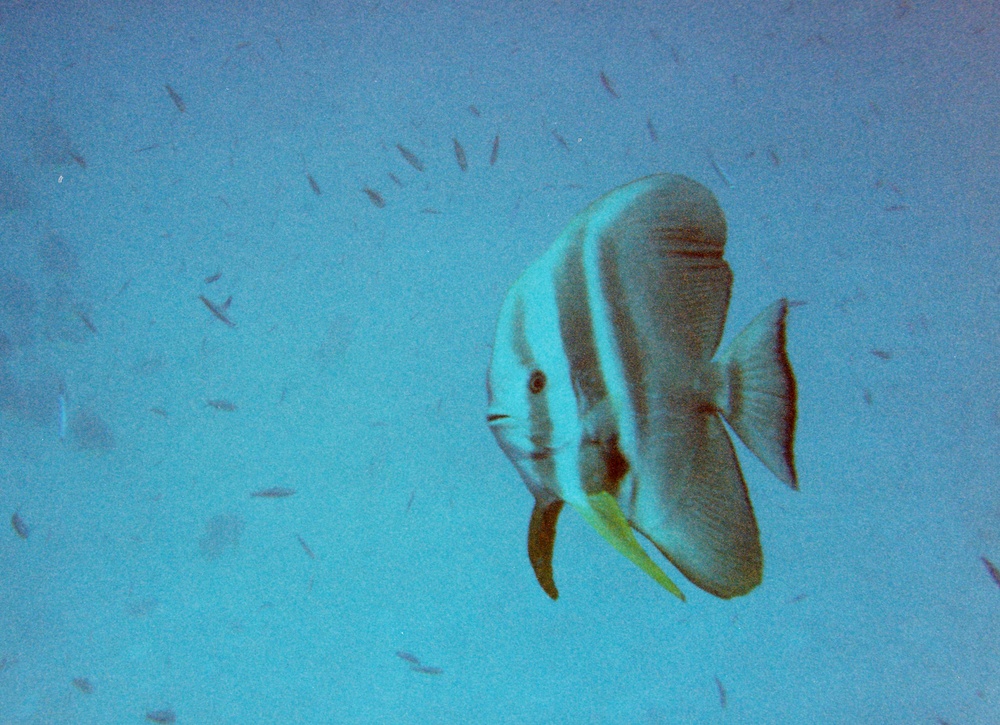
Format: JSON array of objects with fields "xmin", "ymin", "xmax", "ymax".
[{"xmin": 486, "ymin": 174, "xmax": 797, "ymax": 601}]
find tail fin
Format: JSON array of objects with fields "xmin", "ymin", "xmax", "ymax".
[{"xmin": 714, "ymin": 299, "xmax": 798, "ymax": 489}]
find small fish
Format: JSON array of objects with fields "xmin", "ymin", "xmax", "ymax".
[
  {"xmin": 207, "ymin": 399, "xmax": 237, "ymax": 412},
  {"xmin": 409, "ymin": 664, "xmax": 443, "ymax": 675},
  {"xmin": 251, "ymin": 487, "xmax": 297, "ymax": 498},
  {"xmin": 134, "ymin": 143, "xmax": 162, "ymax": 154},
  {"xmin": 396, "ymin": 144, "xmax": 425, "ymax": 172},
  {"xmin": 870, "ymin": 349, "xmax": 892, "ymax": 361},
  {"xmin": 204, "ymin": 271, "xmax": 222, "ymax": 284},
  {"xmin": 490, "ymin": 134, "xmax": 500, "ymax": 166},
  {"xmin": 146, "ymin": 709, "xmax": 177, "ymax": 724},
  {"xmin": 297, "ymin": 534, "xmax": 315, "ymax": 559},
  {"xmin": 487, "ymin": 174, "xmax": 798, "ymax": 601},
  {"xmin": 883, "ymin": 204, "xmax": 908, "ymax": 212},
  {"xmin": 768, "ymin": 148, "xmax": 781, "ymax": 167},
  {"xmin": 11, "ymin": 512, "xmax": 29, "ymax": 539},
  {"xmin": 72, "ymin": 677, "xmax": 94, "ymax": 694},
  {"xmin": 715, "ymin": 676, "xmax": 727, "ymax": 709},
  {"xmin": 164, "ymin": 84, "xmax": 186, "ymax": 112},
  {"xmin": 69, "ymin": 152, "xmax": 87, "ymax": 169},
  {"xmin": 599, "ymin": 70, "xmax": 619, "ymax": 98},
  {"xmin": 551, "ymin": 129, "xmax": 570, "ymax": 150},
  {"xmin": 707, "ymin": 148, "xmax": 733, "ymax": 187},
  {"xmin": 646, "ymin": 118, "xmax": 658, "ymax": 143},
  {"xmin": 199, "ymin": 295, "xmax": 236, "ymax": 327},
  {"xmin": 363, "ymin": 187, "xmax": 386, "ymax": 208},
  {"xmin": 307, "ymin": 173, "xmax": 322, "ymax": 195},
  {"xmin": 395, "ymin": 651, "xmax": 421, "ymax": 665},
  {"xmin": 388, "ymin": 172, "xmax": 403, "ymax": 187},
  {"xmin": 453, "ymin": 138, "xmax": 468, "ymax": 171},
  {"xmin": 150, "ymin": 407, "xmax": 169, "ymax": 418},
  {"xmin": 982, "ymin": 556, "xmax": 1000, "ymax": 589},
  {"xmin": 468, "ymin": 105, "xmax": 481, "ymax": 117},
  {"xmin": 76, "ymin": 309, "xmax": 98, "ymax": 334},
  {"xmin": 420, "ymin": 207, "xmax": 442, "ymax": 215}
]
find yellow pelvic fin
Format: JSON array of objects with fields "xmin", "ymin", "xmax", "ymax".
[{"xmin": 574, "ymin": 492, "xmax": 686, "ymax": 601}]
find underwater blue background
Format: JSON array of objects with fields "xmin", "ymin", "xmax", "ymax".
[{"xmin": 1, "ymin": 1, "xmax": 997, "ymax": 722}]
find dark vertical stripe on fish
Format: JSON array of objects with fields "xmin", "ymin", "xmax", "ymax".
[{"xmin": 555, "ymin": 226, "xmax": 606, "ymax": 414}]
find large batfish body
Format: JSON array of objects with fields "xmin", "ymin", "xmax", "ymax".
[{"xmin": 486, "ymin": 174, "xmax": 797, "ymax": 600}]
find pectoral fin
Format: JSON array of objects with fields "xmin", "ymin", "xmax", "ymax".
[
  {"xmin": 528, "ymin": 498, "xmax": 564, "ymax": 600},
  {"xmin": 572, "ymin": 492, "xmax": 685, "ymax": 600}
]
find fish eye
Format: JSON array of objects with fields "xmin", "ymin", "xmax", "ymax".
[{"xmin": 527, "ymin": 369, "xmax": 546, "ymax": 395}]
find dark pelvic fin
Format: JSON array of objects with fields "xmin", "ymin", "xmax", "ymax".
[{"xmin": 528, "ymin": 498, "xmax": 564, "ymax": 599}]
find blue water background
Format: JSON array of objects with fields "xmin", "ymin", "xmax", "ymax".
[{"xmin": 0, "ymin": 1, "xmax": 997, "ymax": 722}]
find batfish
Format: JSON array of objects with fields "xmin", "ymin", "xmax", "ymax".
[{"xmin": 486, "ymin": 174, "xmax": 797, "ymax": 600}]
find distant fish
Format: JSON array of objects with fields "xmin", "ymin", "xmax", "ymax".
[
  {"xmin": 199, "ymin": 295, "xmax": 236, "ymax": 327},
  {"xmin": 394, "ymin": 650, "xmax": 442, "ymax": 675},
  {"xmin": 204, "ymin": 271, "xmax": 222, "ymax": 284},
  {"xmin": 72, "ymin": 677, "xmax": 94, "ymax": 694},
  {"xmin": 551, "ymin": 129, "xmax": 570, "ymax": 150},
  {"xmin": 410, "ymin": 664, "xmax": 443, "ymax": 675},
  {"xmin": 11, "ymin": 512, "xmax": 29, "ymax": 539},
  {"xmin": 715, "ymin": 676, "xmax": 727, "ymax": 709},
  {"xmin": 297, "ymin": 534, "xmax": 315, "ymax": 559},
  {"xmin": 490, "ymin": 134, "xmax": 500, "ymax": 166},
  {"xmin": 487, "ymin": 174, "xmax": 798, "ymax": 601},
  {"xmin": 453, "ymin": 138, "xmax": 468, "ymax": 171},
  {"xmin": 69, "ymin": 151, "xmax": 87, "ymax": 169},
  {"xmin": 395, "ymin": 651, "xmax": 421, "ymax": 665},
  {"xmin": 396, "ymin": 144, "xmax": 424, "ymax": 172},
  {"xmin": 646, "ymin": 118, "xmax": 658, "ymax": 143},
  {"xmin": 76, "ymin": 309, "xmax": 97, "ymax": 334},
  {"xmin": 164, "ymin": 84, "xmax": 186, "ymax": 113},
  {"xmin": 983, "ymin": 556, "xmax": 1000, "ymax": 589},
  {"xmin": 307, "ymin": 173, "xmax": 322, "ymax": 196},
  {"xmin": 206, "ymin": 399, "xmax": 237, "ymax": 412},
  {"xmin": 251, "ymin": 487, "xmax": 296, "ymax": 498},
  {"xmin": 707, "ymin": 148, "xmax": 733, "ymax": 187},
  {"xmin": 388, "ymin": 173, "xmax": 403, "ymax": 187},
  {"xmin": 468, "ymin": 105, "xmax": 481, "ymax": 117},
  {"xmin": 146, "ymin": 709, "xmax": 176, "ymax": 724},
  {"xmin": 599, "ymin": 70, "xmax": 619, "ymax": 98},
  {"xmin": 363, "ymin": 187, "xmax": 386, "ymax": 208}
]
